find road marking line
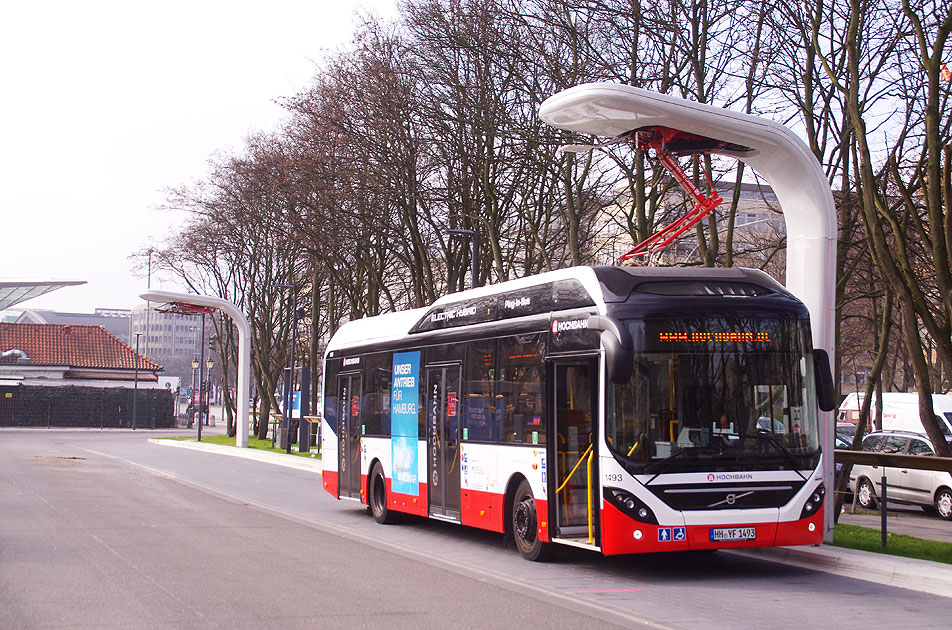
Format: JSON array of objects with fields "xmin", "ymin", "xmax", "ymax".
[{"xmin": 565, "ymin": 588, "xmax": 644, "ymax": 594}]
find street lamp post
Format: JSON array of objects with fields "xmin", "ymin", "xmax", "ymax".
[
  {"xmin": 191, "ymin": 357, "xmax": 199, "ymax": 429},
  {"xmin": 448, "ymin": 228, "xmax": 479, "ymax": 289},
  {"xmin": 196, "ymin": 313, "xmax": 206, "ymax": 442},
  {"xmin": 277, "ymin": 284, "xmax": 299, "ymax": 454},
  {"xmin": 132, "ymin": 332, "xmax": 143, "ymax": 430},
  {"xmin": 206, "ymin": 355, "xmax": 214, "ymax": 427}
]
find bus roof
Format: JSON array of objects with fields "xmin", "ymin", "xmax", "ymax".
[
  {"xmin": 325, "ymin": 307, "xmax": 429, "ymax": 355},
  {"xmin": 325, "ymin": 267, "xmax": 604, "ymax": 355},
  {"xmin": 427, "ymin": 266, "xmax": 606, "ymax": 310},
  {"xmin": 325, "ymin": 265, "xmax": 792, "ymax": 355}
]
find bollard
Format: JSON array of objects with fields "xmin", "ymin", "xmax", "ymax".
[{"xmin": 881, "ymin": 473, "xmax": 887, "ymax": 548}]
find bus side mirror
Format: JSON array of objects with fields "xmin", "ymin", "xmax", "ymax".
[
  {"xmin": 813, "ymin": 349, "xmax": 836, "ymax": 412},
  {"xmin": 588, "ymin": 315, "xmax": 633, "ymax": 385}
]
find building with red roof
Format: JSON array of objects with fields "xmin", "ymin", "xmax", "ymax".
[
  {"xmin": 0, "ymin": 322, "xmax": 162, "ymax": 385},
  {"xmin": 0, "ymin": 323, "xmax": 173, "ymax": 427}
]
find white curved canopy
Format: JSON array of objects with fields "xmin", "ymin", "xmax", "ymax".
[
  {"xmin": 140, "ymin": 290, "xmax": 251, "ymax": 448},
  {"xmin": 0, "ymin": 279, "xmax": 86, "ymax": 311}
]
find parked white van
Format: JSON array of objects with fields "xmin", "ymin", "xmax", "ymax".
[{"xmin": 838, "ymin": 392, "xmax": 952, "ymax": 441}]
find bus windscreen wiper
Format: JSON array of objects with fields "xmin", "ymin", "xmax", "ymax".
[
  {"xmin": 643, "ymin": 447, "xmax": 702, "ymax": 482},
  {"xmin": 742, "ymin": 432, "xmax": 807, "ymax": 481}
]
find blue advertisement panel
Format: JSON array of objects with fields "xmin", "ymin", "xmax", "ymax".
[{"xmin": 391, "ymin": 351, "xmax": 420, "ymax": 496}]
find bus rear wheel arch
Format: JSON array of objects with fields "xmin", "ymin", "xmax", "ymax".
[{"xmin": 510, "ymin": 479, "xmax": 553, "ymax": 561}]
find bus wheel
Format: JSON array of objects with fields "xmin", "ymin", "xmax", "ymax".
[
  {"xmin": 369, "ymin": 463, "xmax": 397, "ymax": 524},
  {"xmin": 511, "ymin": 480, "xmax": 553, "ymax": 561},
  {"xmin": 857, "ymin": 478, "xmax": 877, "ymax": 510}
]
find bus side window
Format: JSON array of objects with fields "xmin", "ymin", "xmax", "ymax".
[
  {"xmin": 464, "ymin": 338, "xmax": 497, "ymax": 442},
  {"xmin": 465, "ymin": 394, "xmax": 492, "ymax": 441},
  {"xmin": 323, "ymin": 359, "xmax": 341, "ymax": 435},
  {"xmin": 324, "ymin": 395, "xmax": 338, "ymax": 435},
  {"xmin": 362, "ymin": 353, "xmax": 392, "ymax": 437},
  {"xmin": 499, "ymin": 334, "xmax": 545, "ymax": 445}
]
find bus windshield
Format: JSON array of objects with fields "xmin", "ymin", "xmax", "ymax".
[{"xmin": 606, "ymin": 316, "xmax": 820, "ymax": 475}]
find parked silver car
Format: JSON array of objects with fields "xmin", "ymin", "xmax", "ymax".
[{"xmin": 848, "ymin": 430, "xmax": 952, "ymax": 520}]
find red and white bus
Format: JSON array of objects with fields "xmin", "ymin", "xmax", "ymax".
[{"xmin": 321, "ymin": 265, "xmax": 835, "ymax": 560}]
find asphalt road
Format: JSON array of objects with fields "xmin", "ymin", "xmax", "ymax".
[{"xmin": 2, "ymin": 430, "xmax": 950, "ymax": 630}]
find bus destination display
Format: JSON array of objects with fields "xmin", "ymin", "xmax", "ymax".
[{"xmin": 658, "ymin": 331, "xmax": 773, "ymax": 343}]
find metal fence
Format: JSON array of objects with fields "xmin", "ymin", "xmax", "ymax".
[{"xmin": 0, "ymin": 385, "xmax": 175, "ymax": 429}]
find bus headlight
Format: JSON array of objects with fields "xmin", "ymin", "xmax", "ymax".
[
  {"xmin": 799, "ymin": 483, "xmax": 825, "ymax": 520},
  {"xmin": 604, "ymin": 487, "xmax": 658, "ymax": 525}
]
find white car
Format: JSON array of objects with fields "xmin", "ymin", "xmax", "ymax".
[{"xmin": 848, "ymin": 430, "xmax": 952, "ymax": 520}]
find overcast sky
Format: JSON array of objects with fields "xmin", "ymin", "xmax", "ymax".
[{"xmin": 0, "ymin": 0, "xmax": 397, "ymax": 315}]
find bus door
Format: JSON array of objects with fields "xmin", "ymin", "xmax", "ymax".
[
  {"xmin": 551, "ymin": 359, "xmax": 599, "ymax": 542},
  {"xmin": 425, "ymin": 364, "xmax": 462, "ymax": 519},
  {"xmin": 337, "ymin": 372, "xmax": 363, "ymax": 499}
]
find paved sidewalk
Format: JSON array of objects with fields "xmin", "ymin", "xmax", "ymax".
[
  {"xmin": 154, "ymin": 438, "xmax": 952, "ymax": 599},
  {"xmin": 149, "ymin": 437, "xmax": 323, "ymax": 473},
  {"xmin": 734, "ymin": 544, "xmax": 952, "ymax": 598}
]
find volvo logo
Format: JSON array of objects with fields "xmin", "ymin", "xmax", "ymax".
[{"xmin": 709, "ymin": 491, "xmax": 753, "ymax": 508}]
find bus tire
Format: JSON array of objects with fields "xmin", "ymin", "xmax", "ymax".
[
  {"xmin": 511, "ymin": 480, "xmax": 553, "ymax": 562},
  {"xmin": 369, "ymin": 463, "xmax": 397, "ymax": 524}
]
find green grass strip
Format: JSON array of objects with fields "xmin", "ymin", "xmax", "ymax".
[
  {"xmin": 832, "ymin": 522, "xmax": 952, "ymax": 565},
  {"xmin": 159, "ymin": 434, "xmax": 321, "ymax": 460}
]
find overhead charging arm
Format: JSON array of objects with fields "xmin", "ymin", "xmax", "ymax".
[{"xmin": 619, "ymin": 138, "xmax": 724, "ymax": 261}]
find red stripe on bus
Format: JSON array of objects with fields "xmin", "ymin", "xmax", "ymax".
[
  {"xmin": 322, "ymin": 469, "xmax": 338, "ymax": 498},
  {"xmin": 461, "ymin": 488, "xmax": 505, "ymax": 533},
  {"xmin": 599, "ymin": 500, "xmax": 689, "ymax": 554},
  {"xmin": 773, "ymin": 507, "xmax": 824, "ymax": 547},
  {"xmin": 388, "ymin": 482, "xmax": 429, "ymax": 518},
  {"xmin": 599, "ymin": 500, "xmax": 821, "ymax": 554},
  {"xmin": 684, "ymin": 523, "xmax": 778, "ymax": 551}
]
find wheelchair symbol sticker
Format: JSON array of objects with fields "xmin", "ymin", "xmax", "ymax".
[{"xmin": 658, "ymin": 527, "xmax": 686, "ymax": 543}]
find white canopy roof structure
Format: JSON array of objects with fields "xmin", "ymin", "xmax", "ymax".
[
  {"xmin": 0, "ymin": 279, "xmax": 86, "ymax": 311},
  {"xmin": 140, "ymin": 290, "xmax": 251, "ymax": 448}
]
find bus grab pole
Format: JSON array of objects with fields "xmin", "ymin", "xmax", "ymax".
[{"xmin": 587, "ymin": 451, "xmax": 594, "ymax": 543}]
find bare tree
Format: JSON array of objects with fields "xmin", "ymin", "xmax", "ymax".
[{"xmin": 154, "ymin": 134, "xmax": 308, "ymax": 440}]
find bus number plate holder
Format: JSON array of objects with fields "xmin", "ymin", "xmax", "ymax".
[{"xmin": 709, "ymin": 527, "xmax": 756, "ymax": 542}]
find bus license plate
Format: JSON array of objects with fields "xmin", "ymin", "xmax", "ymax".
[{"xmin": 709, "ymin": 527, "xmax": 756, "ymax": 542}]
